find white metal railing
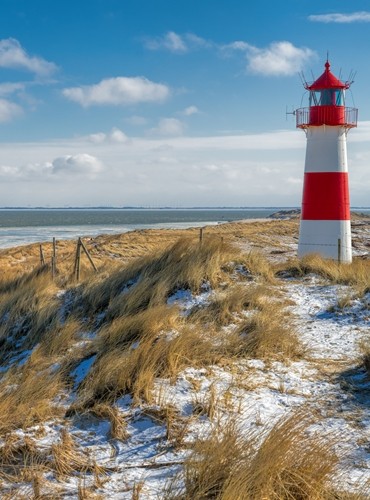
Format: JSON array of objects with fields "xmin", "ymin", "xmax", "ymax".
[{"xmin": 296, "ymin": 107, "xmax": 358, "ymax": 128}]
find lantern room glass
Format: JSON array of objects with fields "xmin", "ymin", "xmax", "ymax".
[{"xmin": 309, "ymin": 90, "xmax": 345, "ymax": 107}]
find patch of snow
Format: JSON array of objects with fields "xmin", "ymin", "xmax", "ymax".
[
  {"xmin": 167, "ymin": 284, "xmax": 213, "ymax": 315},
  {"xmin": 70, "ymin": 355, "xmax": 97, "ymax": 389},
  {"xmin": 288, "ymin": 279, "xmax": 368, "ymax": 360}
]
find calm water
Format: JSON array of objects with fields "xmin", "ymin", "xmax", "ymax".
[
  {"xmin": 0, "ymin": 208, "xmax": 279, "ymax": 249},
  {"xmin": 0, "ymin": 208, "xmax": 368, "ymax": 249}
]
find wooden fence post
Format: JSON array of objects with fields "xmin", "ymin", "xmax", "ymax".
[
  {"xmin": 337, "ymin": 238, "xmax": 341, "ymax": 265},
  {"xmin": 80, "ymin": 238, "xmax": 97, "ymax": 272},
  {"xmin": 39, "ymin": 244, "xmax": 45, "ymax": 266},
  {"xmin": 51, "ymin": 237, "xmax": 57, "ymax": 278},
  {"xmin": 199, "ymin": 227, "xmax": 203, "ymax": 244},
  {"xmin": 73, "ymin": 238, "xmax": 82, "ymax": 281}
]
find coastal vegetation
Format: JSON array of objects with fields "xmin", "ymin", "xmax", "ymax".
[{"xmin": 0, "ymin": 217, "xmax": 369, "ymax": 497}]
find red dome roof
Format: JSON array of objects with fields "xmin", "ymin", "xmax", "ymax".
[{"xmin": 307, "ymin": 61, "xmax": 349, "ymax": 90}]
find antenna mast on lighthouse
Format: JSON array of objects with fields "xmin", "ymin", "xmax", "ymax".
[{"xmin": 295, "ymin": 60, "xmax": 358, "ymax": 263}]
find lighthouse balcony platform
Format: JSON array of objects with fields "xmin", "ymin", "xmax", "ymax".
[{"xmin": 296, "ymin": 106, "xmax": 358, "ymax": 129}]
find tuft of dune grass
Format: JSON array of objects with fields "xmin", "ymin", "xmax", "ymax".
[
  {"xmin": 0, "ymin": 267, "xmax": 60, "ymax": 362},
  {"xmin": 166, "ymin": 411, "xmax": 356, "ymax": 500},
  {"xmin": 73, "ymin": 321, "xmax": 220, "ymax": 408},
  {"xmin": 277, "ymin": 254, "xmax": 370, "ymax": 293},
  {"xmin": 189, "ymin": 284, "xmax": 271, "ymax": 327},
  {"xmin": 227, "ymin": 301, "xmax": 304, "ymax": 361},
  {"xmin": 0, "ymin": 368, "xmax": 65, "ymax": 436},
  {"xmin": 75, "ymin": 238, "xmax": 275, "ymax": 322}
]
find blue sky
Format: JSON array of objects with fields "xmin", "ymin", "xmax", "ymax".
[{"xmin": 0, "ymin": 0, "xmax": 369, "ymax": 207}]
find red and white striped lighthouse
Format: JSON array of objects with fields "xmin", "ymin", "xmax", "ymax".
[{"xmin": 295, "ymin": 60, "xmax": 357, "ymax": 263}]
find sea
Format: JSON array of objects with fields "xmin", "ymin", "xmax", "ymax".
[{"xmin": 0, "ymin": 208, "xmax": 368, "ymax": 249}]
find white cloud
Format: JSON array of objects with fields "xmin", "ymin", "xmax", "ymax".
[
  {"xmin": 151, "ymin": 118, "xmax": 185, "ymax": 136},
  {"xmin": 223, "ymin": 41, "xmax": 251, "ymax": 52},
  {"xmin": 222, "ymin": 40, "xmax": 315, "ymax": 76},
  {"xmin": 63, "ymin": 77, "xmax": 170, "ymax": 107},
  {"xmin": 87, "ymin": 128, "xmax": 129, "ymax": 144},
  {"xmin": 0, "ymin": 98, "xmax": 23, "ymax": 122},
  {"xmin": 231, "ymin": 41, "xmax": 315, "ymax": 76},
  {"xmin": 145, "ymin": 31, "xmax": 187, "ymax": 53},
  {"xmin": 0, "ymin": 82, "xmax": 25, "ymax": 96},
  {"xmin": 0, "ymin": 125, "xmax": 369, "ymax": 207},
  {"xmin": 0, "ymin": 38, "xmax": 57, "ymax": 76},
  {"xmin": 144, "ymin": 31, "xmax": 210, "ymax": 53},
  {"xmin": 185, "ymin": 33, "xmax": 211, "ymax": 48},
  {"xmin": 309, "ymin": 11, "xmax": 370, "ymax": 23},
  {"xmin": 125, "ymin": 115, "xmax": 148, "ymax": 126},
  {"xmin": 88, "ymin": 132, "xmax": 107, "ymax": 144},
  {"xmin": 183, "ymin": 105, "xmax": 199, "ymax": 116},
  {"xmin": 145, "ymin": 32, "xmax": 313, "ymax": 77},
  {"xmin": 0, "ymin": 154, "xmax": 104, "ymax": 180},
  {"xmin": 51, "ymin": 154, "xmax": 103, "ymax": 176},
  {"xmin": 109, "ymin": 128, "xmax": 129, "ymax": 143}
]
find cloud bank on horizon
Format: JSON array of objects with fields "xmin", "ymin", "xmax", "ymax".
[{"xmin": 0, "ymin": 4, "xmax": 369, "ymax": 207}]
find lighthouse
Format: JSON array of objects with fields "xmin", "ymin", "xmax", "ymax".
[{"xmin": 295, "ymin": 60, "xmax": 358, "ymax": 263}]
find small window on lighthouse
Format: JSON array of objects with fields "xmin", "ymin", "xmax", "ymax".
[
  {"xmin": 309, "ymin": 91, "xmax": 320, "ymax": 106},
  {"xmin": 320, "ymin": 89, "xmax": 333, "ymax": 105},
  {"xmin": 335, "ymin": 90, "xmax": 344, "ymax": 106}
]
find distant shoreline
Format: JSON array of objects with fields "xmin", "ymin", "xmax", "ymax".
[
  {"xmin": 0, "ymin": 206, "xmax": 368, "ymax": 211},
  {"xmin": 0, "ymin": 206, "xmax": 300, "ymax": 210}
]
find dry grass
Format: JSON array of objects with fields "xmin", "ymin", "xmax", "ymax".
[
  {"xmin": 75, "ymin": 237, "xmax": 274, "ymax": 320},
  {"xmin": 0, "ymin": 434, "xmax": 49, "ymax": 484},
  {"xmin": 96, "ymin": 305, "xmax": 179, "ymax": 352},
  {"xmin": 166, "ymin": 412, "xmax": 352, "ymax": 500},
  {"xmin": 84, "ymin": 403, "xmax": 130, "ymax": 441},
  {"xmin": 0, "ymin": 268, "xmax": 59, "ymax": 357},
  {"xmin": 0, "ymin": 219, "xmax": 369, "ymax": 496},
  {"xmin": 226, "ymin": 300, "xmax": 304, "ymax": 361},
  {"xmin": 75, "ymin": 237, "xmax": 230, "ymax": 317},
  {"xmin": 0, "ymin": 219, "xmax": 298, "ymax": 277},
  {"xmin": 0, "ymin": 366, "xmax": 65, "ymax": 436},
  {"xmin": 52, "ymin": 429, "xmax": 106, "ymax": 479},
  {"xmin": 0, "ymin": 237, "xmax": 277, "ymax": 437},
  {"xmin": 0, "ymin": 429, "xmax": 108, "ymax": 498},
  {"xmin": 64, "ymin": 241, "xmax": 295, "ymax": 409},
  {"xmin": 73, "ymin": 322, "xmax": 220, "ymax": 407},
  {"xmin": 277, "ymin": 254, "xmax": 370, "ymax": 292},
  {"xmin": 37, "ymin": 318, "xmax": 83, "ymax": 358},
  {"xmin": 189, "ymin": 284, "xmax": 269, "ymax": 326}
]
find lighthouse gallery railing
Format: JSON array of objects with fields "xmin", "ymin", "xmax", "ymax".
[{"xmin": 296, "ymin": 106, "xmax": 358, "ymax": 129}]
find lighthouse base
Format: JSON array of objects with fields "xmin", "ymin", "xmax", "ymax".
[{"xmin": 298, "ymin": 220, "xmax": 352, "ymax": 263}]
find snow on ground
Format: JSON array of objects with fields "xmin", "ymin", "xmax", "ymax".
[{"xmin": 1, "ymin": 274, "xmax": 370, "ymax": 497}]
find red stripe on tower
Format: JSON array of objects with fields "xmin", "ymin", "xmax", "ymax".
[{"xmin": 301, "ymin": 172, "xmax": 350, "ymax": 220}]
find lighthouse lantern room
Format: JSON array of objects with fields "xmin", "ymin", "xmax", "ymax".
[{"xmin": 295, "ymin": 61, "xmax": 358, "ymax": 263}]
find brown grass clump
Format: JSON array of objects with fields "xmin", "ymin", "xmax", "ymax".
[
  {"xmin": 277, "ymin": 254, "xmax": 370, "ymax": 291},
  {"xmin": 74, "ymin": 321, "xmax": 219, "ymax": 407},
  {"xmin": 52, "ymin": 428, "xmax": 106, "ymax": 479},
  {"xmin": 76, "ymin": 238, "xmax": 274, "ymax": 321},
  {"xmin": 76, "ymin": 238, "xmax": 226, "ymax": 317},
  {"xmin": 189, "ymin": 285, "xmax": 269, "ymax": 327},
  {"xmin": 96, "ymin": 305, "xmax": 179, "ymax": 352},
  {"xmin": 167, "ymin": 412, "xmax": 345, "ymax": 500},
  {"xmin": 171, "ymin": 420, "xmax": 246, "ymax": 499},
  {"xmin": 226, "ymin": 301, "xmax": 304, "ymax": 361},
  {"xmin": 0, "ymin": 367, "xmax": 65, "ymax": 436},
  {"xmin": 0, "ymin": 434, "xmax": 49, "ymax": 483},
  {"xmin": 37, "ymin": 318, "xmax": 83, "ymax": 358},
  {"xmin": 0, "ymin": 267, "xmax": 60, "ymax": 363},
  {"xmin": 86, "ymin": 403, "xmax": 130, "ymax": 441}
]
